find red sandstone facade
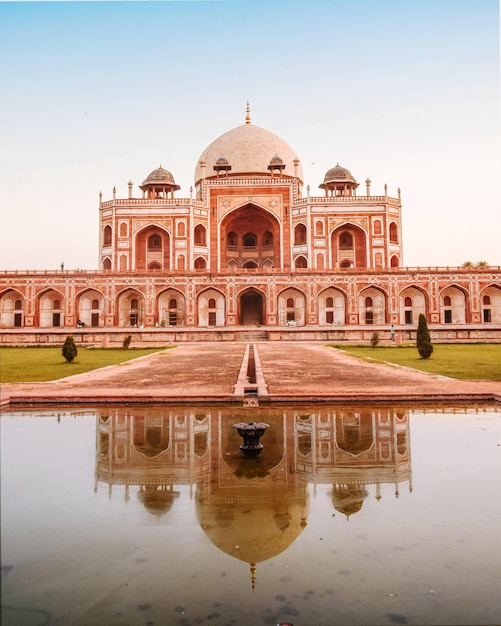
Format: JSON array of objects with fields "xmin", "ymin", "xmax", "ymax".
[{"xmin": 1, "ymin": 110, "xmax": 500, "ymax": 343}]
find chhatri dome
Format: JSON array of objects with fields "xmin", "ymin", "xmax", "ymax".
[
  {"xmin": 195, "ymin": 103, "xmax": 303, "ymax": 185},
  {"xmin": 140, "ymin": 165, "xmax": 180, "ymax": 190}
]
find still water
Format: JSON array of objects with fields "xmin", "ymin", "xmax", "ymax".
[{"xmin": 1, "ymin": 404, "xmax": 500, "ymax": 626}]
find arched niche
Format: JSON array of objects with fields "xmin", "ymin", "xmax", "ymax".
[
  {"xmin": 277, "ymin": 288, "xmax": 306, "ymax": 326},
  {"xmin": 0, "ymin": 289, "xmax": 25, "ymax": 328},
  {"xmin": 358, "ymin": 286, "xmax": 387, "ymax": 325},
  {"xmin": 480, "ymin": 285, "xmax": 501, "ymax": 323},
  {"xmin": 135, "ymin": 225, "xmax": 170, "ymax": 271},
  {"xmin": 37, "ymin": 289, "xmax": 65, "ymax": 328},
  {"xmin": 440, "ymin": 285, "xmax": 467, "ymax": 324},
  {"xmin": 238, "ymin": 288, "xmax": 265, "ymax": 326},
  {"xmin": 318, "ymin": 287, "xmax": 347, "ymax": 325},
  {"xmin": 117, "ymin": 288, "xmax": 145, "ymax": 327},
  {"xmin": 331, "ymin": 223, "xmax": 367, "ymax": 269},
  {"xmin": 198, "ymin": 288, "xmax": 225, "ymax": 327},
  {"xmin": 76, "ymin": 288, "xmax": 105, "ymax": 327},
  {"xmin": 157, "ymin": 289, "xmax": 185, "ymax": 327},
  {"xmin": 220, "ymin": 203, "xmax": 281, "ymax": 269},
  {"xmin": 398, "ymin": 286, "xmax": 427, "ymax": 325}
]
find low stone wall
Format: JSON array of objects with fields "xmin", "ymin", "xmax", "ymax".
[{"xmin": 1, "ymin": 325, "xmax": 501, "ymax": 346}]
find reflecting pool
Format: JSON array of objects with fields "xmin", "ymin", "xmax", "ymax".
[{"xmin": 1, "ymin": 404, "xmax": 501, "ymax": 626}]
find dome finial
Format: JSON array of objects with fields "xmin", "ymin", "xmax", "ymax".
[
  {"xmin": 245, "ymin": 101, "xmax": 251, "ymax": 124},
  {"xmin": 250, "ymin": 562, "xmax": 256, "ymax": 590}
]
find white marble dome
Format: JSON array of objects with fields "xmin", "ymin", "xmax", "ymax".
[{"xmin": 195, "ymin": 122, "xmax": 303, "ymax": 184}]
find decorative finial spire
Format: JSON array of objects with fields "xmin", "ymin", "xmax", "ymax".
[
  {"xmin": 250, "ymin": 563, "xmax": 256, "ymax": 590},
  {"xmin": 245, "ymin": 101, "xmax": 251, "ymax": 124}
]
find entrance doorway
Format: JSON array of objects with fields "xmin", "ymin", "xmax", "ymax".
[{"xmin": 240, "ymin": 290, "xmax": 264, "ymax": 326}]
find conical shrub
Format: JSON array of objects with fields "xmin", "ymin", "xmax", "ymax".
[
  {"xmin": 62, "ymin": 335, "xmax": 78, "ymax": 363},
  {"xmin": 416, "ymin": 313, "xmax": 433, "ymax": 359}
]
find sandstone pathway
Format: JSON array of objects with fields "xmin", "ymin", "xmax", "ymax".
[
  {"xmin": 255, "ymin": 342, "xmax": 501, "ymax": 401},
  {"xmin": 1, "ymin": 342, "xmax": 500, "ymax": 407}
]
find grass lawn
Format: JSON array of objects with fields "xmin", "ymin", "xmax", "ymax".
[
  {"xmin": 0, "ymin": 347, "xmax": 166, "ymax": 383},
  {"xmin": 329, "ymin": 343, "xmax": 501, "ymax": 381}
]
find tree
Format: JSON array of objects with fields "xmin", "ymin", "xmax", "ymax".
[
  {"xmin": 62, "ymin": 335, "xmax": 78, "ymax": 363},
  {"xmin": 416, "ymin": 313, "xmax": 433, "ymax": 359}
]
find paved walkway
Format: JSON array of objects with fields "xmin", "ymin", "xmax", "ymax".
[{"xmin": 1, "ymin": 342, "xmax": 500, "ymax": 408}]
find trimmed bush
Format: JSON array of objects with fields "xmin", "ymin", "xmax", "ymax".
[
  {"xmin": 416, "ymin": 313, "xmax": 433, "ymax": 359},
  {"xmin": 122, "ymin": 335, "xmax": 132, "ymax": 350},
  {"xmin": 62, "ymin": 335, "xmax": 78, "ymax": 363},
  {"xmin": 370, "ymin": 331, "xmax": 380, "ymax": 349}
]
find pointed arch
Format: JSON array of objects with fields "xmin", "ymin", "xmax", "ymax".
[
  {"xmin": 480, "ymin": 285, "xmax": 501, "ymax": 323},
  {"xmin": 0, "ymin": 289, "xmax": 25, "ymax": 328},
  {"xmin": 37, "ymin": 288, "xmax": 65, "ymax": 328},
  {"xmin": 76, "ymin": 288, "xmax": 105, "ymax": 327},
  {"xmin": 398, "ymin": 286, "xmax": 427, "ymax": 325},
  {"xmin": 277, "ymin": 287, "xmax": 307, "ymax": 326},
  {"xmin": 103, "ymin": 224, "xmax": 112, "ymax": 247},
  {"xmin": 177, "ymin": 254, "xmax": 186, "ymax": 270},
  {"xmin": 117, "ymin": 288, "xmax": 145, "ymax": 327},
  {"xmin": 134, "ymin": 225, "xmax": 170, "ymax": 271},
  {"xmin": 243, "ymin": 260, "xmax": 258, "ymax": 269},
  {"xmin": 133, "ymin": 415, "xmax": 170, "ymax": 459},
  {"xmin": 197, "ymin": 288, "xmax": 225, "ymax": 326},
  {"xmin": 194, "ymin": 224, "xmax": 207, "ymax": 246},
  {"xmin": 238, "ymin": 287, "xmax": 265, "ymax": 325},
  {"xmin": 331, "ymin": 223, "xmax": 367, "ymax": 269},
  {"xmin": 358, "ymin": 286, "xmax": 388, "ymax": 325},
  {"xmin": 158, "ymin": 288, "xmax": 185, "ymax": 327},
  {"xmin": 220, "ymin": 203, "xmax": 281, "ymax": 269},
  {"xmin": 335, "ymin": 411, "xmax": 374, "ymax": 455},
  {"xmin": 294, "ymin": 223, "xmax": 307, "ymax": 245},
  {"xmin": 319, "ymin": 287, "xmax": 347, "ymax": 325},
  {"xmin": 389, "ymin": 222, "xmax": 399, "ymax": 244},
  {"xmin": 294, "ymin": 255, "xmax": 307, "ymax": 269},
  {"xmin": 440, "ymin": 285, "xmax": 468, "ymax": 324}
]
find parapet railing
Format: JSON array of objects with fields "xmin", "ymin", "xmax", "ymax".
[
  {"xmin": 295, "ymin": 195, "xmax": 400, "ymax": 205},
  {"xmin": 1, "ymin": 266, "xmax": 499, "ymax": 276},
  {"xmin": 100, "ymin": 198, "xmax": 207, "ymax": 209},
  {"xmin": 99, "ymin": 194, "xmax": 401, "ymax": 209}
]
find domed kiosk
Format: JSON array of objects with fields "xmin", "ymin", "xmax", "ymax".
[
  {"xmin": 319, "ymin": 163, "xmax": 359, "ymax": 197},
  {"xmin": 140, "ymin": 165, "xmax": 180, "ymax": 199}
]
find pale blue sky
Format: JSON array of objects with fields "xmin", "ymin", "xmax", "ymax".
[{"xmin": 0, "ymin": 0, "xmax": 499, "ymax": 269}]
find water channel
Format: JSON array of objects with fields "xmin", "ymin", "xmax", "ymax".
[{"xmin": 1, "ymin": 403, "xmax": 500, "ymax": 626}]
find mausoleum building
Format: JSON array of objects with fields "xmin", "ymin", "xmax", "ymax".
[{"xmin": 1, "ymin": 106, "xmax": 500, "ymax": 343}]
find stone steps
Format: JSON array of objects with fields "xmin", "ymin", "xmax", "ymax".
[{"xmin": 236, "ymin": 330, "xmax": 268, "ymax": 342}]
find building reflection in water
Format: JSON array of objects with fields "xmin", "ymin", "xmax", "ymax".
[{"xmin": 95, "ymin": 406, "xmax": 411, "ymax": 587}]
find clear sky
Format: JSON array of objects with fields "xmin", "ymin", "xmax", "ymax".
[{"xmin": 0, "ymin": 0, "xmax": 499, "ymax": 270}]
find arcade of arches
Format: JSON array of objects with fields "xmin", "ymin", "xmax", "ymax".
[{"xmin": 1, "ymin": 283, "xmax": 500, "ymax": 329}]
